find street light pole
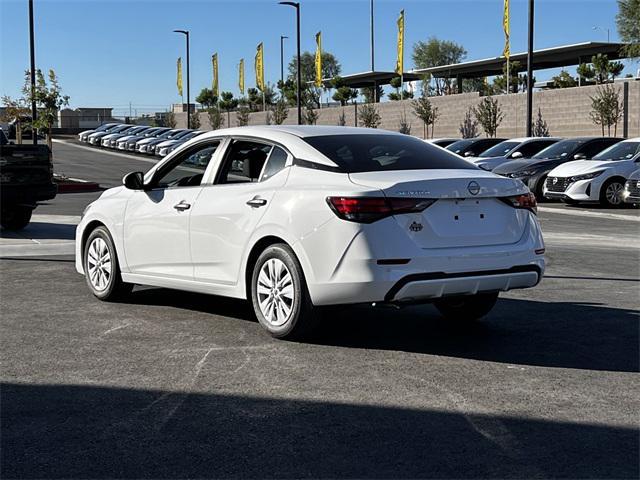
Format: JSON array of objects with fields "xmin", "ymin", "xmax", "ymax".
[
  {"xmin": 174, "ymin": 29, "xmax": 191, "ymax": 129},
  {"xmin": 280, "ymin": 35, "xmax": 288, "ymax": 85},
  {"xmin": 279, "ymin": 2, "xmax": 301, "ymax": 125},
  {"xmin": 28, "ymin": 0, "xmax": 37, "ymax": 144},
  {"xmin": 370, "ymin": 0, "xmax": 375, "ymax": 71},
  {"xmin": 526, "ymin": 0, "xmax": 534, "ymax": 137},
  {"xmin": 592, "ymin": 26, "xmax": 610, "ymax": 43}
]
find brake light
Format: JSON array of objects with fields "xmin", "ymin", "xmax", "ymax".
[
  {"xmin": 501, "ymin": 192, "xmax": 537, "ymax": 214},
  {"xmin": 327, "ymin": 196, "xmax": 436, "ymax": 223}
]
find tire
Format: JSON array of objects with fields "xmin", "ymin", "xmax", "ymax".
[
  {"xmin": 250, "ymin": 243, "xmax": 319, "ymax": 339},
  {"xmin": 0, "ymin": 206, "xmax": 33, "ymax": 230},
  {"xmin": 434, "ymin": 292, "xmax": 499, "ymax": 322},
  {"xmin": 600, "ymin": 178, "xmax": 625, "ymax": 208},
  {"xmin": 83, "ymin": 226, "xmax": 133, "ymax": 301},
  {"xmin": 534, "ymin": 177, "xmax": 547, "ymax": 202}
]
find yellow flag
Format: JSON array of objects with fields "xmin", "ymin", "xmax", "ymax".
[
  {"xmin": 395, "ymin": 10, "xmax": 404, "ymax": 75},
  {"xmin": 177, "ymin": 57, "xmax": 183, "ymax": 97},
  {"xmin": 255, "ymin": 42, "xmax": 265, "ymax": 91},
  {"xmin": 212, "ymin": 53, "xmax": 219, "ymax": 97},
  {"xmin": 314, "ymin": 31, "xmax": 322, "ymax": 88},
  {"xmin": 239, "ymin": 58, "xmax": 245, "ymax": 95},
  {"xmin": 503, "ymin": 0, "xmax": 510, "ymax": 59}
]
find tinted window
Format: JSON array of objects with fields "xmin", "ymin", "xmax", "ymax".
[
  {"xmin": 446, "ymin": 139, "xmax": 476, "ymax": 154},
  {"xmin": 516, "ymin": 139, "xmax": 557, "ymax": 158},
  {"xmin": 304, "ymin": 134, "xmax": 476, "ymax": 173},
  {"xmin": 581, "ymin": 139, "xmax": 620, "ymax": 159},
  {"xmin": 479, "ymin": 141, "xmax": 520, "ymax": 157},
  {"xmin": 261, "ymin": 146, "xmax": 288, "ymax": 181},
  {"xmin": 592, "ymin": 141, "xmax": 640, "ymax": 161},
  {"xmin": 218, "ymin": 140, "xmax": 273, "ymax": 184},
  {"xmin": 532, "ymin": 139, "xmax": 586, "ymax": 159}
]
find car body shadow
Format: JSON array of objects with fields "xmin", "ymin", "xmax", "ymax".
[
  {"xmin": 123, "ymin": 288, "xmax": 638, "ymax": 373},
  {"xmin": 0, "ymin": 222, "xmax": 76, "ymax": 241},
  {"xmin": 1, "ymin": 382, "xmax": 637, "ymax": 479}
]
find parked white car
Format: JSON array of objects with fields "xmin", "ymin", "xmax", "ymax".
[
  {"xmin": 76, "ymin": 126, "xmax": 545, "ymax": 339},
  {"xmin": 544, "ymin": 138, "xmax": 640, "ymax": 206}
]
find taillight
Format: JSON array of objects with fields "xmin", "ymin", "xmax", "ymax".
[
  {"xmin": 501, "ymin": 192, "xmax": 537, "ymax": 214},
  {"xmin": 327, "ymin": 196, "xmax": 436, "ymax": 223}
]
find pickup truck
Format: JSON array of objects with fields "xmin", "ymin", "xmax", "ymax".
[{"xmin": 0, "ymin": 130, "xmax": 57, "ymax": 230}]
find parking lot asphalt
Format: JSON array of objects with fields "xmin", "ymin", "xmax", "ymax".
[{"xmin": 1, "ymin": 140, "xmax": 639, "ymax": 479}]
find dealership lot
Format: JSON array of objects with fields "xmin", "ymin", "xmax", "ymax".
[{"xmin": 1, "ymin": 141, "xmax": 638, "ymax": 478}]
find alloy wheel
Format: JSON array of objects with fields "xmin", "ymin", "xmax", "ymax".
[
  {"xmin": 606, "ymin": 182, "xmax": 624, "ymax": 205},
  {"xmin": 87, "ymin": 237, "xmax": 112, "ymax": 291},
  {"xmin": 256, "ymin": 258, "xmax": 294, "ymax": 327}
]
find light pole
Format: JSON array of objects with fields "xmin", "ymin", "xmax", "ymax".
[
  {"xmin": 279, "ymin": 2, "xmax": 301, "ymax": 125},
  {"xmin": 370, "ymin": 0, "xmax": 375, "ymax": 71},
  {"xmin": 173, "ymin": 29, "xmax": 191, "ymax": 129},
  {"xmin": 280, "ymin": 35, "xmax": 288, "ymax": 85},
  {"xmin": 592, "ymin": 26, "xmax": 610, "ymax": 43},
  {"xmin": 28, "ymin": 0, "xmax": 37, "ymax": 144},
  {"xmin": 526, "ymin": 0, "xmax": 534, "ymax": 137}
]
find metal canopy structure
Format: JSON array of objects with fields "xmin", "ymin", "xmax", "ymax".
[
  {"xmin": 411, "ymin": 42, "xmax": 629, "ymax": 79},
  {"xmin": 315, "ymin": 70, "xmax": 423, "ymax": 89}
]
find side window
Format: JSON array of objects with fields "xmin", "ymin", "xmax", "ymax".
[
  {"xmin": 218, "ymin": 140, "xmax": 272, "ymax": 184},
  {"xmin": 155, "ymin": 141, "xmax": 219, "ymax": 188},
  {"xmin": 581, "ymin": 140, "xmax": 614, "ymax": 159},
  {"xmin": 518, "ymin": 140, "xmax": 553, "ymax": 158},
  {"xmin": 260, "ymin": 146, "xmax": 289, "ymax": 181}
]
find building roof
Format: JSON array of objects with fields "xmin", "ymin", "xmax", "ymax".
[
  {"xmin": 314, "ymin": 70, "xmax": 424, "ymax": 89},
  {"xmin": 410, "ymin": 42, "xmax": 630, "ymax": 79}
]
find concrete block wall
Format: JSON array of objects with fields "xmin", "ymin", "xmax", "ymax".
[{"xmin": 177, "ymin": 81, "xmax": 640, "ymax": 139}]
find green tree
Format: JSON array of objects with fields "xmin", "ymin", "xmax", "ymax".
[
  {"xmin": 303, "ymin": 104, "xmax": 319, "ymax": 125},
  {"xmin": 189, "ymin": 111, "xmax": 201, "ymax": 129},
  {"xmin": 271, "ymin": 98, "xmax": 289, "ymax": 125},
  {"xmin": 412, "ymin": 95, "xmax": 439, "ymax": 139},
  {"xmin": 412, "ymin": 37, "xmax": 467, "ymax": 95},
  {"xmin": 551, "ymin": 70, "xmax": 577, "ymax": 88},
  {"xmin": 331, "ymin": 76, "xmax": 358, "ymax": 106},
  {"xmin": 0, "ymin": 95, "xmax": 29, "ymax": 143},
  {"xmin": 533, "ymin": 108, "xmax": 551, "ymax": 137},
  {"xmin": 360, "ymin": 85, "xmax": 384, "ymax": 103},
  {"xmin": 207, "ymin": 107, "xmax": 224, "ymax": 130},
  {"xmin": 358, "ymin": 103, "xmax": 381, "ymax": 128},
  {"xmin": 578, "ymin": 54, "xmax": 625, "ymax": 84},
  {"xmin": 589, "ymin": 84, "xmax": 623, "ymax": 136},
  {"xmin": 338, "ymin": 109, "xmax": 347, "ymax": 126},
  {"xmin": 616, "ymin": 0, "xmax": 640, "ymax": 58},
  {"xmin": 236, "ymin": 104, "xmax": 250, "ymax": 126},
  {"xmin": 23, "ymin": 69, "xmax": 70, "ymax": 149},
  {"xmin": 165, "ymin": 111, "xmax": 177, "ymax": 128},
  {"xmin": 459, "ymin": 106, "xmax": 479, "ymax": 138},
  {"xmin": 288, "ymin": 51, "xmax": 341, "ymax": 108},
  {"xmin": 398, "ymin": 112, "xmax": 411, "ymax": 135},
  {"xmin": 388, "ymin": 78, "xmax": 414, "ymax": 101},
  {"xmin": 219, "ymin": 91, "xmax": 238, "ymax": 126},
  {"xmin": 196, "ymin": 88, "xmax": 218, "ymax": 108},
  {"xmin": 492, "ymin": 61, "xmax": 532, "ymax": 93},
  {"xmin": 474, "ymin": 96, "xmax": 504, "ymax": 138}
]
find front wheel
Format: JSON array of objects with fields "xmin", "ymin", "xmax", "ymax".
[
  {"xmin": 250, "ymin": 244, "xmax": 319, "ymax": 339},
  {"xmin": 434, "ymin": 292, "xmax": 499, "ymax": 322},
  {"xmin": 1, "ymin": 206, "xmax": 33, "ymax": 230},
  {"xmin": 600, "ymin": 178, "xmax": 625, "ymax": 208},
  {"xmin": 84, "ymin": 226, "xmax": 133, "ymax": 301}
]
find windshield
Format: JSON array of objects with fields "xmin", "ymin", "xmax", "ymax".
[
  {"xmin": 111, "ymin": 125, "xmax": 133, "ymax": 133},
  {"xmin": 303, "ymin": 134, "xmax": 477, "ymax": 173},
  {"xmin": 532, "ymin": 139, "xmax": 585, "ymax": 159},
  {"xmin": 592, "ymin": 141, "xmax": 640, "ymax": 161},
  {"xmin": 128, "ymin": 126, "xmax": 147, "ymax": 135},
  {"xmin": 170, "ymin": 130, "xmax": 191, "ymax": 140},
  {"xmin": 446, "ymin": 139, "xmax": 475, "ymax": 154},
  {"xmin": 95, "ymin": 124, "xmax": 113, "ymax": 132},
  {"xmin": 478, "ymin": 141, "xmax": 520, "ymax": 158}
]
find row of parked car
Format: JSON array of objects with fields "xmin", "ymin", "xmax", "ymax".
[
  {"xmin": 78, "ymin": 123, "xmax": 204, "ymax": 158},
  {"xmin": 428, "ymin": 136, "xmax": 640, "ymax": 207}
]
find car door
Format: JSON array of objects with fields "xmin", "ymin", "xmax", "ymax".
[
  {"xmin": 189, "ymin": 139, "xmax": 290, "ymax": 285},
  {"xmin": 123, "ymin": 139, "xmax": 222, "ymax": 280}
]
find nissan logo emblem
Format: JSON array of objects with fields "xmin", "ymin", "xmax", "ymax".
[{"xmin": 467, "ymin": 181, "xmax": 480, "ymax": 196}]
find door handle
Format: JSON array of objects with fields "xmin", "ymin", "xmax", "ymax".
[
  {"xmin": 246, "ymin": 197, "xmax": 267, "ymax": 208},
  {"xmin": 173, "ymin": 200, "xmax": 191, "ymax": 211}
]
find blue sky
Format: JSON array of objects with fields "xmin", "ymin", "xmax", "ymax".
[{"xmin": 0, "ymin": 0, "xmax": 632, "ymax": 115}]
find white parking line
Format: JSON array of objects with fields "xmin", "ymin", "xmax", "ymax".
[
  {"xmin": 52, "ymin": 139, "xmax": 160, "ymax": 164},
  {"xmin": 538, "ymin": 206, "xmax": 640, "ymax": 222}
]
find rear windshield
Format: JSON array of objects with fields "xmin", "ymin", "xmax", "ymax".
[
  {"xmin": 446, "ymin": 139, "xmax": 475, "ymax": 154},
  {"xmin": 303, "ymin": 134, "xmax": 476, "ymax": 173},
  {"xmin": 479, "ymin": 141, "xmax": 519, "ymax": 157}
]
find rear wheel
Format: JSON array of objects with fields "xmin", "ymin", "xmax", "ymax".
[
  {"xmin": 600, "ymin": 178, "xmax": 625, "ymax": 208},
  {"xmin": 84, "ymin": 226, "xmax": 132, "ymax": 301},
  {"xmin": 1, "ymin": 206, "xmax": 33, "ymax": 230},
  {"xmin": 434, "ymin": 292, "xmax": 499, "ymax": 322},
  {"xmin": 250, "ymin": 244, "xmax": 319, "ymax": 339}
]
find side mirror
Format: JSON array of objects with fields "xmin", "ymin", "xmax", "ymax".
[
  {"xmin": 464, "ymin": 151, "xmax": 475, "ymax": 157},
  {"xmin": 510, "ymin": 151, "xmax": 523, "ymax": 159},
  {"xmin": 123, "ymin": 171, "xmax": 145, "ymax": 190},
  {"xmin": 573, "ymin": 153, "xmax": 587, "ymax": 160}
]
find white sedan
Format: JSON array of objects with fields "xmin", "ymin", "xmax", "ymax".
[
  {"xmin": 544, "ymin": 138, "xmax": 640, "ymax": 207},
  {"xmin": 76, "ymin": 126, "xmax": 545, "ymax": 339}
]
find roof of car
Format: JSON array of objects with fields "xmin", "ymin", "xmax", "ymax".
[
  {"xmin": 201, "ymin": 125, "xmax": 403, "ymax": 139},
  {"xmin": 618, "ymin": 137, "xmax": 640, "ymax": 143}
]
